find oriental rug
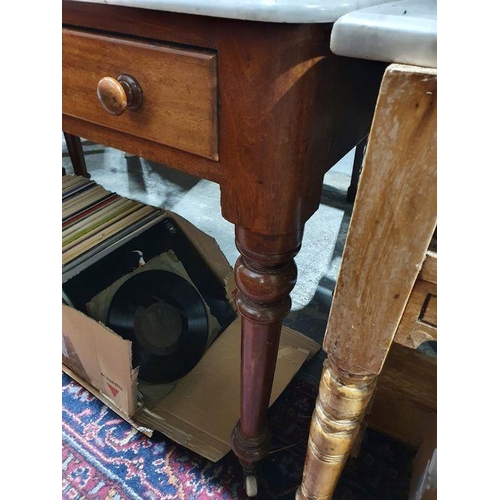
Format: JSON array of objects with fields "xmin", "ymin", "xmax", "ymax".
[{"xmin": 62, "ymin": 373, "xmax": 414, "ymax": 499}]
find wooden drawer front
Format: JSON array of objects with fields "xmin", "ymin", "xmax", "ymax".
[{"xmin": 62, "ymin": 29, "xmax": 218, "ymax": 160}]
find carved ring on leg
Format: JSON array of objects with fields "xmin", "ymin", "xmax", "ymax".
[
  {"xmin": 296, "ymin": 359, "xmax": 377, "ymax": 500},
  {"xmin": 231, "ymin": 421, "xmax": 269, "ymax": 498},
  {"xmin": 231, "ymin": 419, "xmax": 271, "ymax": 465}
]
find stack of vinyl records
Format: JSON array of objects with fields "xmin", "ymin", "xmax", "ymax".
[
  {"xmin": 62, "ymin": 175, "xmax": 167, "ymax": 280},
  {"xmin": 62, "ymin": 175, "xmax": 236, "ymax": 385}
]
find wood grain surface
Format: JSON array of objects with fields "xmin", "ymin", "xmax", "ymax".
[
  {"xmin": 324, "ymin": 64, "xmax": 438, "ymax": 375},
  {"xmin": 63, "ymin": 28, "xmax": 219, "ymax": 160}
]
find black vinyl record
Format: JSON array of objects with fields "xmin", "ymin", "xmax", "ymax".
[{"xmin": 106, "ymin": 269, "xmax": 209, "ymax": 383}]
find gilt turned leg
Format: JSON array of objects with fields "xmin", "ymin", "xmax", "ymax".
[
  {"xmin": 296, "ymin": 360, "xmax": 376, "ymax": 500},
  {"xmin": 63, "ymin": 132, "xmax": 89, "ymax": 178},
  {"xmin": 230, "ymin": 227, "xmax": 302, "ymax": 476}
]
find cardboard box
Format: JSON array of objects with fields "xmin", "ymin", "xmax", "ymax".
[{"xmin": 62, "ymin": 209, "xmax": 320, "ymax": 462}]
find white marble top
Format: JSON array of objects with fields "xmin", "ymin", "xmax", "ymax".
[
  {"xmin": 330, "ymin": 0, "xmax": 436, "ymax": 68},
  {"xmin": 69, "ymin": 0, "xmax": 396, "ymax": 23}
]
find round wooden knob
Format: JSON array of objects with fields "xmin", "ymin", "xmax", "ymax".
[{"xmin": 97, "ymin": 74, "xmax": 143, "ymax": 116}]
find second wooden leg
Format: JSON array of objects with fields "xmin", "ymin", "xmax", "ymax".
[
  {"xmin": 296, "ymin": 64, "xmax": 437, "ymax": 500},
  {"xmin": 296, "ymin": 359, "xmax": 376, "ymax": 500}
]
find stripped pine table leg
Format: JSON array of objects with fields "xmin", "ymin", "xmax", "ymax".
[{"xmin": 296, "ymin": 64, "xmax": 437, "ymax": 500}]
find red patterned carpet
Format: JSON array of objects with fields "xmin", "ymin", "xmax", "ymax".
[{"xmin": 62, "ymin": 373, "xmax": 415, "ymax": 499}]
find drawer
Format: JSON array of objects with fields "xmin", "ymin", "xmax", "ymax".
[{"xmin": 62, "ymin": 29, "xmax": 219, "ymax": 160}]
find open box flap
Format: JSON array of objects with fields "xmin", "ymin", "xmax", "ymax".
[
  {"xmin": 133, "ymin": 317, "xmax": 319, "ymax": 462},
  {"xmin": 62, "ymin": 303, "xmax": 320, "ymax": 461},
  {"xmin": 62, "ymin": 304, "xmax": 138, "ymax": 415}
]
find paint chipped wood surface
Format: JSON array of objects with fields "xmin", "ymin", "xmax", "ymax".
[
  {"xmin": 297, "ymin": 63, "xmax": 437, "ymax": 500},
  {"xmin": 323, "ymin": 63, "xmax": 437, "ymax": 376}
]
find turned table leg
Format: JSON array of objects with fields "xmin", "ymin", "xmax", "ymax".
[
  {"xmin": 63, "ymin": 132, "xmax": 89, "ymax": 178},
  {"xmin": 296, "ymin": 64, "xmax": 437, "ymax": 500},
  {"xmin": 230, "ymin": 227, "xmax": 302, "ymax": 491}
]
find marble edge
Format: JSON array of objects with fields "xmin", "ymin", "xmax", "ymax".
[
  {"xmin": 66, "ymin": 0, "xmax": 397, "ymax": 23},
  {"xmin": 330, "ymin": 0, "xmax": 437, "ymax": 67}
]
